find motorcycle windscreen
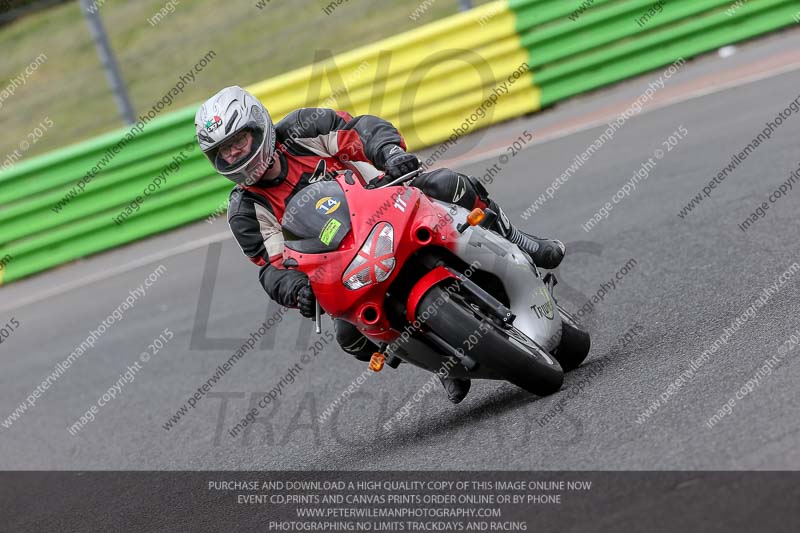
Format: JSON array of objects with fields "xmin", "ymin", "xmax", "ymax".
[{"xmin": 282, "ymin": 181, "xmax": 352, "ymax": 254}]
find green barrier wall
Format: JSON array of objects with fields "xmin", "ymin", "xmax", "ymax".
[{"xmin": 0, "ymin": 0, "xmax": 796, "ymax": 285}]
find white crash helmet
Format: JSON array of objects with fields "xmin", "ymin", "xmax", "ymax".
[{"xmin": 195, "ymin": 85, "xmax": 276, "ymax": 185}]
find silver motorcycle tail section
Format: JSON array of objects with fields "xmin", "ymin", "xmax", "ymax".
[{"xmin": 442, "ymin": 201, "xmax": 562, "ymax": 353}]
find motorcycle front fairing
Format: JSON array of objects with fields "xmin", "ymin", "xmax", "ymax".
[{"xmin": 281, "ymin": 175, "xmax": 459, "ymax": 343}]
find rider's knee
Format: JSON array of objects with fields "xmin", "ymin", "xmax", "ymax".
[
  {"xmin": 334, "ymin": 319, "xmax": 372, "ymax": 361},
  {"xmin": 414, "ymin": 168, "xmax": 487, "ymax": 210}
]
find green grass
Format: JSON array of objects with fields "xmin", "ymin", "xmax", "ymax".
[{"xmin": 0, "ymin": 0, "xmax": 491, "ymax": 164}]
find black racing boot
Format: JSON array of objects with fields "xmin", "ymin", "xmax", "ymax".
[
  {"xmin": 485, "ymin": 200, "xmax": 565, "ymax": 269},
  {"xmin": 438, "ymin": 375, "xmax": 471, "ymax": 404}
]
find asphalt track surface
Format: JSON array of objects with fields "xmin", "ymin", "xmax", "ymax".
[{"xmin": 2, "ymin": 29, "xmax": 800, "ymax": 472}]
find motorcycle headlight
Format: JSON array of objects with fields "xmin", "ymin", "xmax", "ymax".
[{"xmin": 342, "ymin": 222, "xmax": 396, "ymax": 290}]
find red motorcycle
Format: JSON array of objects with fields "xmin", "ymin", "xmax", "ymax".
[{"xmin": 281, "ymin": 170, "xmax": 590, "ymax": 396}]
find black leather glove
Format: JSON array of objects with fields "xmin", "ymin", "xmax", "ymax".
[
  {"xmin": 295, "ymin": 283, "xmax": 317, "ymax": 319},
  {"xmin": 381, "ymin": 145, "xmax": 420, "ymax": 178},
  {"xmin": 262, "ymin": 267, "xmax": 317, "ymax": 318}
]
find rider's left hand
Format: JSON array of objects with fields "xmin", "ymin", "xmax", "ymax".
[{"xmin": 382, "ymin": 145, "xmax": 420, "ymax": 178}]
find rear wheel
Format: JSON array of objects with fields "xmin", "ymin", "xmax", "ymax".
[{"xmin": 418, "ymin": 284, "xmax": 563, "ymax": 396}]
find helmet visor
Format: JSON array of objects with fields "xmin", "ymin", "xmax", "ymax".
[{"xmin": 212, "ymin": 127, "xmax": 265, "ymax": 174}]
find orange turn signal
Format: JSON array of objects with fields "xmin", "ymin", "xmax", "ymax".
[
  {"xmin": 466, "ymin": 208, "xmax": 486, "ymax": 226},
  {"xmin": 370, "ymin": 353, "xmax": 385, "ymax": 372}
]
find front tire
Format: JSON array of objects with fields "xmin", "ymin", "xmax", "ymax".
[
  {"xmin": 555, "ymin": 304, "xmax": 591, "ymax": 372},
  {"xmin": 419, "ymin": 284, "xmax": 563, "ymax": 396}
]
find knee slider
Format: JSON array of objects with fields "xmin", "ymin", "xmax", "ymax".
[{"xmin": 334, "ymin": 320, "xmax": 373, "ymax": 361}]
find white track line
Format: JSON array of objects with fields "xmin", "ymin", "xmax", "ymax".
[
  {"xmin": 0, "ymin": 230, "xmax": 231, "ymax": 314},
  {"xmin": 4, "ymin": 55, "xmax": 800, "ymax": 313}
]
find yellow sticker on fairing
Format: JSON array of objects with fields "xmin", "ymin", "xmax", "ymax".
[{"xmin": 319, "ymin": 218, "xmax": 342, "ymax": 245}]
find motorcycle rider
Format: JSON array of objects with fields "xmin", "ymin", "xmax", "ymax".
[{"xmin": 195, "ymin": 86, "xmax": 565, "ymax": 404}]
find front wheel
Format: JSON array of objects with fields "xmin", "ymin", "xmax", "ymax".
[
  {"xmin": 418, "ymin": 284, "xmax": 563, "ymax": 396},
  {"xmin": 554, "ymin": 304, "xmax": 591, "ymax": 372}
]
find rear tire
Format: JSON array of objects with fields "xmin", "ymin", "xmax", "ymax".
[
  {"xmin": 555, "ymin": 304, "xmax": 591, "ymax": 372},
  {"xmin": 419, "ymin": 284, "xmax": 563, "ymax": 396}
]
